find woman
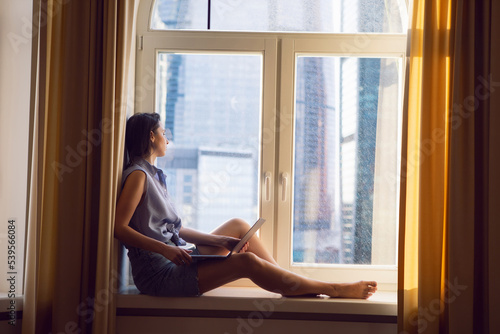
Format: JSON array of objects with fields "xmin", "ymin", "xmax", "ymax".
[{"xmin": 114, "ymin": 112, "xmax": 377, "ymax": 298}]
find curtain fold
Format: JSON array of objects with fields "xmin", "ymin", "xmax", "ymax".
[
  {"xmin": 23, "ymin": 1, "xmax": 138, "ymax": 333},
  {"xmin": 93, "ymin": 1, "xmax": 139, "ymax": 332},
  {"xmin": 399, "ymin": 0, "xmax": 500, "ymax": 332},
  {"xmin": 488, "ymin": 4, "xmax": 500, "ymax": 333}
]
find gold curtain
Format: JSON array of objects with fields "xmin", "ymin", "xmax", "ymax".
[
  {"xmin": 23, "ymin": 1, "xmax": 139, "ymax": 333},
  {"xmin": 93, "ymin": 0, "xmax": 139, "ymax": 332},
  {"xmin": 399, "ymin": 0, "xmax": 500, "ymax": 333}
]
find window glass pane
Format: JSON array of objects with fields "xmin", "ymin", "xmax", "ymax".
[
  {"xmin": 293, "ymin": 56, "xmax": 402, "ymax": 266},
  {"xmin": 156, "ymin": 53, "xmax": 262, "ymax": 233},
  {"xmin": 151, "ymin": 0, "xmax": 208, "ymax": 30},
  {"xmin": 151, "ymin": 0, "xmax": 407, "ymax": 33}
]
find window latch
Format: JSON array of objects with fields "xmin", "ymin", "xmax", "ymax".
[
  {"xmin": 264, "ymin": 172, "xmax": 272, "ymax": 201},
  {"xmin": 138, "ymin": 35, "xmax": 143, "ymax": 51},
  {"xmin": 281, "ymin": 172, "xmax": 288, "ymax": 202}
]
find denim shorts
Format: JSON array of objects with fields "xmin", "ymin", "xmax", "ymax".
[{"xmin": 127, "ymin": 242, "xmax": 201, "ymax": 297}]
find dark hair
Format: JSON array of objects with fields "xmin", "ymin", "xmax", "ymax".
[{"xmin": 124, "ymin": 112, "xmax": 161, "ymax": 167}]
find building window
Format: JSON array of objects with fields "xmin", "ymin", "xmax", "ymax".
[{"xmin": 134, "ymin": 0, "xmax": 408, "ymax": 290}]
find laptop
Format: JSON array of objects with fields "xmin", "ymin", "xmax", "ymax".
[{"xmin": 190, "ymin": 218, "xmax": 266, "ymax": 260}]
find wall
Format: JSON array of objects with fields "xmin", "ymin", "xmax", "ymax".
[
  {"xmin": 0, "ymin": 0, "xmax": 32, "ymax": 332},
  {"xmin": 0, "ymin": 0, "xmax": 32, "ymax": 290}
]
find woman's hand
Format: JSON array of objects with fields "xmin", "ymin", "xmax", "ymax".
[
  {"xmin": 219, "ymin": 236, "xmax": 249, "ymax": 253},
  {"xmin": 160, "ymin": 244, "xmax": 193, "ymax": 266}
]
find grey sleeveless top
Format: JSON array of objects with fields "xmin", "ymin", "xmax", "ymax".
[{"xmin": 122, "ymin": 158, "xmax": 185, "ymax": 246}]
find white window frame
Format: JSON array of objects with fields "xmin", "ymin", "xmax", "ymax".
[{"xmin": 135, "ymin": 0, "xmax": 407, "ymax": 292}]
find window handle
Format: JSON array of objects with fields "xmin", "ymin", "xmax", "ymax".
[
  {"xmin": 281, "ymin": 172, "xmax": 289, "ymax": 202},
  {"xmin": 264, "ymin": 172, "xmax": 272, "ymax": 201}
]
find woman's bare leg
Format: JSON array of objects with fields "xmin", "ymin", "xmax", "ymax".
[
  {"xmin": 196, "ymin": 252, "xmax": 377, "ymax": 299},
  {"xmin": 197, "ymin": 218, "xmax": 278, "ymax": 265}
]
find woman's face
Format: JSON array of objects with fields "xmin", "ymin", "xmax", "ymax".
[{"xmin": 151, "ymin": 122, "xmax": 168, "ymax": 157}]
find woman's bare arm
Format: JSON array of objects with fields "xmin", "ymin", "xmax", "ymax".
[
  {"xmin": 114, "ymin": 170, "xmax": 192, "ymax": 265},
  {"xmin": 179, "ymin": 226, "xmax": 242, "ymax": 251}
]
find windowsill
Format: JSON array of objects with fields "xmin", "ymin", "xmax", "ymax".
[
  {"xmin": 116, "ymin": 285, "xmax": 397, "ymax": 323},
  {"xmin": 0, "ymin": 293, "xmax": 23, "ymax": 324},
  {"xmin": 0, "ymin": 294, "xmax": 23, "ymax": 311}
]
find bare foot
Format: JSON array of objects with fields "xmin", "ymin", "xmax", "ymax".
[{"xmin": 330, "ymin": 281, "xmax": 377, "ymax": 299}]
